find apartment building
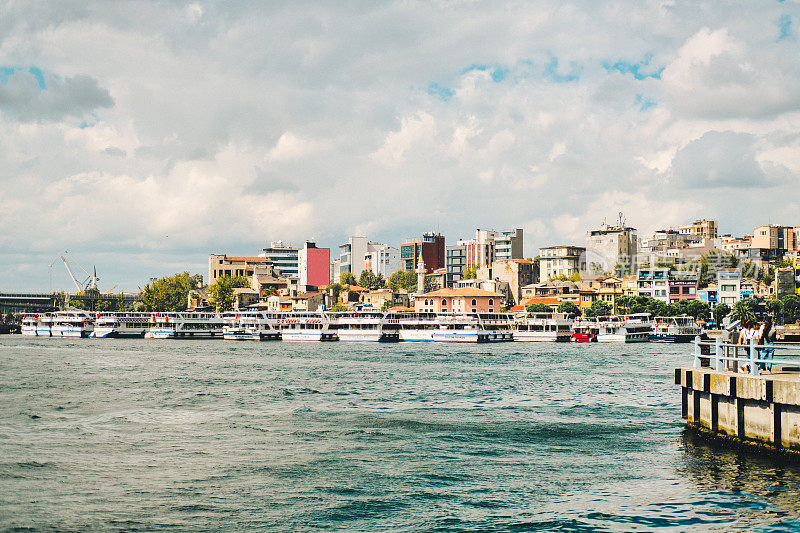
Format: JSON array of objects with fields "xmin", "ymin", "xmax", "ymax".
[{"xmin": 539, "ymin": 245, "xmax": 585, "ymax": 280}]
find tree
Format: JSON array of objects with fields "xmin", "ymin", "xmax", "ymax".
[
  {"xmin": 209, "ymin": 275, "xmax": 250, "ymax": 312},
  {"xmin": 712, "ymin": 303, "xmax": 731, "ymax": 325},
  {"xmin": 358, "ymin": 269, "xmax": 384, "ymax": 290},
  {"xmin": 460, "ymin": 265, "xmax": 478, "ymax": 280},
  {"xmin": 330, "ymin": 302, "xmax": 349, "ymax": 312},
  {"xmin": 557, "ymin": 301, "xmax": 581, "ymax": 317},
  {"xmin": 585, "ymin": 300, "xmax": 612, "ymax": 318},
  {"xmin": 424, "ymin": 275, "xmax": 438, "ymax": 293},
  {"xmin": 731, "ymin": 298, "xmax": 757, "ymax": 325},
  {"xmin": 766, "ymin": 299, "xmax": 783, "ymax": 322},
  {"xmin": 685, "ymin": 300, "xmax": 711, "ymax": 320},
  {"xmin": 387, "ymin": 270, "xmax": 417, "ymax": 292},
  {"xmin": 781, "ymin": 294, "xmax": 800, "ymax": 324},
  {"xmin": 328, "ymin": 283, "xmax": 343, "ymax": 299},
  {"xmin": 140, "ymin": 272, "xmax": 204, "ymax": 312},
  {"xmin": 340, "ymin": 272, "xmax": 357, "ymax": 286},
  {"xmin": 526, "ymin": 303, "xmax": 552, "ymax": 313}
]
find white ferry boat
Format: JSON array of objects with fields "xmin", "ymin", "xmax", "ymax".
[
  {"xmin": 36, "ymin": 314, "xmax": 53, "ymax": 337},
  {"xmin": 594, "ymin": 314, "xmax": 652, "ymax": 343},
  {"xmin": 21, "ymin": 314, "xmax": 39, "ymax": 336},
  {"xmin": 389, "ymin": 312, "xmax": 438, "ymax": 341},
  {"xmin": 279, "ymin": 312, "xmax": 337, "ymax": 341},
  {"xmin": 330, "ymin": 311, "xmax": 400, "ymax": 342},
  {"xmin": 50, "ymin": 311, "xmax": 94, "ymax": 338},
  {"xmin": 649, "ymin": 316, "xmax": 701, "ymax": 343},
  {"xmin": 92, "ymin": 312, "xmax": 151, "ymax": 338},
  {"xmin": 570, "ymin": 318, "xmax": 599, "ymax": 342},
  {"xmin": 146, "ymin": 312, "xmax": 225, "ymax": 339},
  {"xmin": 513, "ymin": 312, "xmax": 573, "ymax": 342},
  {"xmin": 223, "ymin": 311, "xmax": 282, "ymax": 341},
  {"xmin": 432, "ymin": 313, "xmax": 514, "ymax": 343}
]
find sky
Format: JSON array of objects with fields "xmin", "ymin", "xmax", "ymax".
[{"xmin": 1, "ymin": 1, "xmax": 800, "ymax": 292}]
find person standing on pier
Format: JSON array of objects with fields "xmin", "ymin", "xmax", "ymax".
[{"xmin": 758, "ymin": 317, "xmax": 776, "ymax": 372}]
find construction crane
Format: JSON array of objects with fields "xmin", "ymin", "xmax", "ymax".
[{"xmin": 49, "ymin": 251, "xmax": 99, "ymax": 293}]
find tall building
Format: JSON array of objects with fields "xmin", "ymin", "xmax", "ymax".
[
  {"xmin": 495, "ymin": 228, "xmax": 524, "ymax": 261},
  {"xmin": 364, "ymin": 246, "xmax": 402, "ymax": 278},
  {"xmin": 585, "ymin": 213, "xmax": 638, "ymax": 275},
  {"xmin": 539, "ymin": 246, "xmax": 585, "ymax": 280},
  {"xmin": 445, "ymin": 244, "xmax": 467, "ymax": 287},
  {"xmin": 298, "ymin": 241, "xmax": 330, "ymax": 288},
  {"xmin": 456, "ymin": 228, "xmax": 523, "ymax": 270},
  {"xmin": 338, "ymin": 236, "xmax": 368, "ymax": 278},
  {"xmin": 258, "ymin": 241, "xmax": 298, "ymax": 276},
  {"xmin": 679, "ymin": 219, "xmax": 718, "ymax": 240},
  {"xmin": 401, "ymin": 232, "xmax": 445, "ymax": 273},
  {"xmin": 208, "ymin": 254, "xmax": 272, "ymax": 285},
  {"xmin": 751, "ymin": 225, "xmax": 798, "ymax": 257}
]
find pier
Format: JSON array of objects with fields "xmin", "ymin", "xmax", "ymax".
[{"xmin": 677, "ymin": 338, "xmax": 800, "ymax": 457}]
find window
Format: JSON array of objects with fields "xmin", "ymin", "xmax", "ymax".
[
  {"xmin": 471, "ymin": 299, "xmax": 477, "ymax": 306},
  {"xmin": 442, "ymin": 299, "xmax": 447, "ymax": 306},
  {"xmin": 488, "ymin": 299, "xmax": 494, "ymax": 306}
]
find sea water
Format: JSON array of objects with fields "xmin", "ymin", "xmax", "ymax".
[{"xmin": 2, "ymin": 336, "xmax": 800, "ymax": 531}]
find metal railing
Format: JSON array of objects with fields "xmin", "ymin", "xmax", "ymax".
[{"xmin": 693, "ymin": 336, "xmax": 800, "ymax": 376}]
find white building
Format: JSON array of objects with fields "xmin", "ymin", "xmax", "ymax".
[
  {"xmin": 539, "ymin": 246, "xmax": 585, "ymax": 280},
  {"xmin": 585, "ymin": 213, "xmax": 638, "ymax": 275},
  {"xmin": 717, "ymin": 269, "xmax": 742, "ymax": 305},
  {"xmin": 365, "ymin": 246, "xmax": 402, "ymax": 278}
]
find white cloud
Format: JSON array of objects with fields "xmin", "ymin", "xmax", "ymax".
[{"xmin": 1, "ymin": 1, "xmax": 799, "ymax": 290}]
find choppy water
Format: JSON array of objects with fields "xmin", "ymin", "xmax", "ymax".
[{"xmin": 2, "ymin": 337, "xmax": 800, "ymax": 531}]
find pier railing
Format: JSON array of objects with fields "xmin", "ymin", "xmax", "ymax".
[{"xmin": 693, "ymin": 336, "xmax": 800, "ymax": 376}]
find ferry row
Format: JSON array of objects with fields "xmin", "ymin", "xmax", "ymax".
[{"xmin": 20, "ymin": 311, "xmax": 701, "ymax": 343}]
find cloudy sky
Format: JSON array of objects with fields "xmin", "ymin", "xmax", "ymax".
[{"xmin": 2, "ymin": 1, "xmax": 799, "ymax": 291}]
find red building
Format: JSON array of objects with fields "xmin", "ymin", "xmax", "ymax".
[
  {"xmin": 401, "ymin": 232, "xmax": 445, "ymax": 274},
  {"xmin": 299, "ymin": 241, "xmax": 330, "ymax": 288},
  {"xmin": 668, "ymin": 274, "xmax": 698, "ymax": 303}
]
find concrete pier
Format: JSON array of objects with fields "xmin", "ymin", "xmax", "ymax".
[{"xmin": 677, "ymin": 367, "xmax": 800, "ymax": 458}]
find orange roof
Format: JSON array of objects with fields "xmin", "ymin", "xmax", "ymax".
[
  {"xmin": 504, "ymin": 258, "xmax": 532, "ymax": 264},
  {"xmin": 509, "ymin": 305, "xmax": 526, "ymax": 312},
  {"xmin": 291, "ymin": 292, "xmax": 321, "ymax": 300},
  {"xmin": 348, "ymin": 285, "xmax": 368, "ymax": 292},
  {"xmin": 387, "ymin": 306, "xmax": 414, "ymax": 312},
  {"xmin": 224, "ymin": 256, "xmax": 271, "ymax": 263},
  {"xmin": 523, "ymin": 297, "xmax": 561, "ymax": 306},
  {"xmin": 425, "ymin": 287, "xmax": 502, "ymax": 297}
]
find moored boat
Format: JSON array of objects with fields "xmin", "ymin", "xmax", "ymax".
[
  {"xmin": 330, "ymin": 311, "xmax": 399, "ymax": 342},
  {"xmin": 51, "ymin": 310, "xmax": 94, "ymax": 338},
  {"xmin": 21, "ymin": 314, "xmax": 38, "ymax": 336},
  {"xmin": 279, "ymin": 311, "xmax": 337, "ymax": 341},
  {"xmin": 93, "ymin": 312, "xmax": 151, "ymax": 338},
  {"xmin": 514, "ymin": 312, "xmax": 573, "ymax": 342},
  {"xmin": 650, "ymin": 316, "xmax": 701, "ymax": 343}
]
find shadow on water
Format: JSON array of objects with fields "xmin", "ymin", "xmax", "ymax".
[{"xmin": 679, "ymin": 429, "xmax": 800, "ymax": 515}]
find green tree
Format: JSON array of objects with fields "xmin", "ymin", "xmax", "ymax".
[
  {"xmin": 585, "ymin": 300, "xmax": 612, "ymax": 318},
  {"xmin": 3, "ymin": 312, "xmax": 14, "ymax": 324},
  {"xmin": 460, "ymin": 265, "xmax": 478, "ymax": 280},
  {"xmin": 731, "ymin": 298, "xmax": 757, "ymax": 325},
  {"xmin": 330, "ymin": 302, "xmax": 349, "ymax": 312},
  {"xmin": 557, "ymin": 301, "xmax": 581, "ymax": 317},
  {"xmin": 209, "ymin": 275, "xmax": 250, "ymax": 312},
  {"xmin": 140, "ymin": 272, "xmax": 204, "ymax": 312},
  {"xmin": 358, "ymin": 269, "xmax": 385, "ymax": 290},
  {"xmin": 781, "ymin": 294, "xmax": 800, "ymax": 324},
  {"xmin": 387, "ymin": 270, "xmax": 417, "ymax": 292},
  {"xmin": 328, "ymin": 282, "xmax": 343, "ymax": 299},
  {"xmin": 424, "ymin": 275, "xmax": 438, "ymax": 293},
  {"xmin": 766, "ymin": 299, "xmax": 783, "ymax": 322},
  {"xmin": 526, "ymin": 303, "xmax": 552, "ymax": 313},
  {"xmin": 685, "ymin": 300, "xmax": 711, "ymax": 320},
  {"xmin": 340, "ymin": 272, "xmax": 357, "ymax": 286},
  {"xmin": 712, "ymin": 303, "xmax": 731, "ymax": 325}
]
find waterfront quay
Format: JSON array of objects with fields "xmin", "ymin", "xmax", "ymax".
[{"xmin": 677, "ymin": 338, "xmax": 800, "ymax": 457}]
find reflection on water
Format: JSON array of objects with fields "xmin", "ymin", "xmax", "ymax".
[{"xmin": 680, "ymin": 429, "xmax": 800, "ymax": 517}]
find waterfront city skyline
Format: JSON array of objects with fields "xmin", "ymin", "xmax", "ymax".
[{"xmin": 2, "ymin": 2, "xmax": 800, "ymax": 291}]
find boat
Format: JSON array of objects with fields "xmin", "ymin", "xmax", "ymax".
[
  {"xmin": 36, "ymin": 314, "xmax": 53, "ymax": 337},
  {"xmin": 594, "ymin": 314, "xmax": 652, "ymax": 343},
  {"xmin": 390, "ymin": 312, "xmax": 438, "ymax": 341},
  {"xmin": 329, "ymin": 311, "xmax": 400, "ymax": 342},
  {"xmin": 92, "ymin": 312, "xmax": 151, "ymax": 338},
  {"xmin": 650, "ymin": 316, "xmax": 701, "ymax": 343},
  {"xmin": 513, "ymin": 312, "xmax": 573, "ymax": 342},
  {"xmin": 223, "ymin": 311, "xmax": 282, "ymax": 341},
  {"xmin": 146, "ymin": 312, "xmax": 225, "ymax": 339},
  {"xmin": 50, "ymin": 310, "xmax": 94, "ymax": 338},
  {"xmin": 21, "ymin": 314, "xmax": 38, "ymax": 336},
  {"xmin": 432, "ymin": 313, "xmax": 514, "ymax": 343},
  {"xmin": 570, "ymin": 318, "xmax": 598, "ymax": 342},
  {"xmin": 279, "ymin": 311, "xmax": 337, "ymax": 341}
]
